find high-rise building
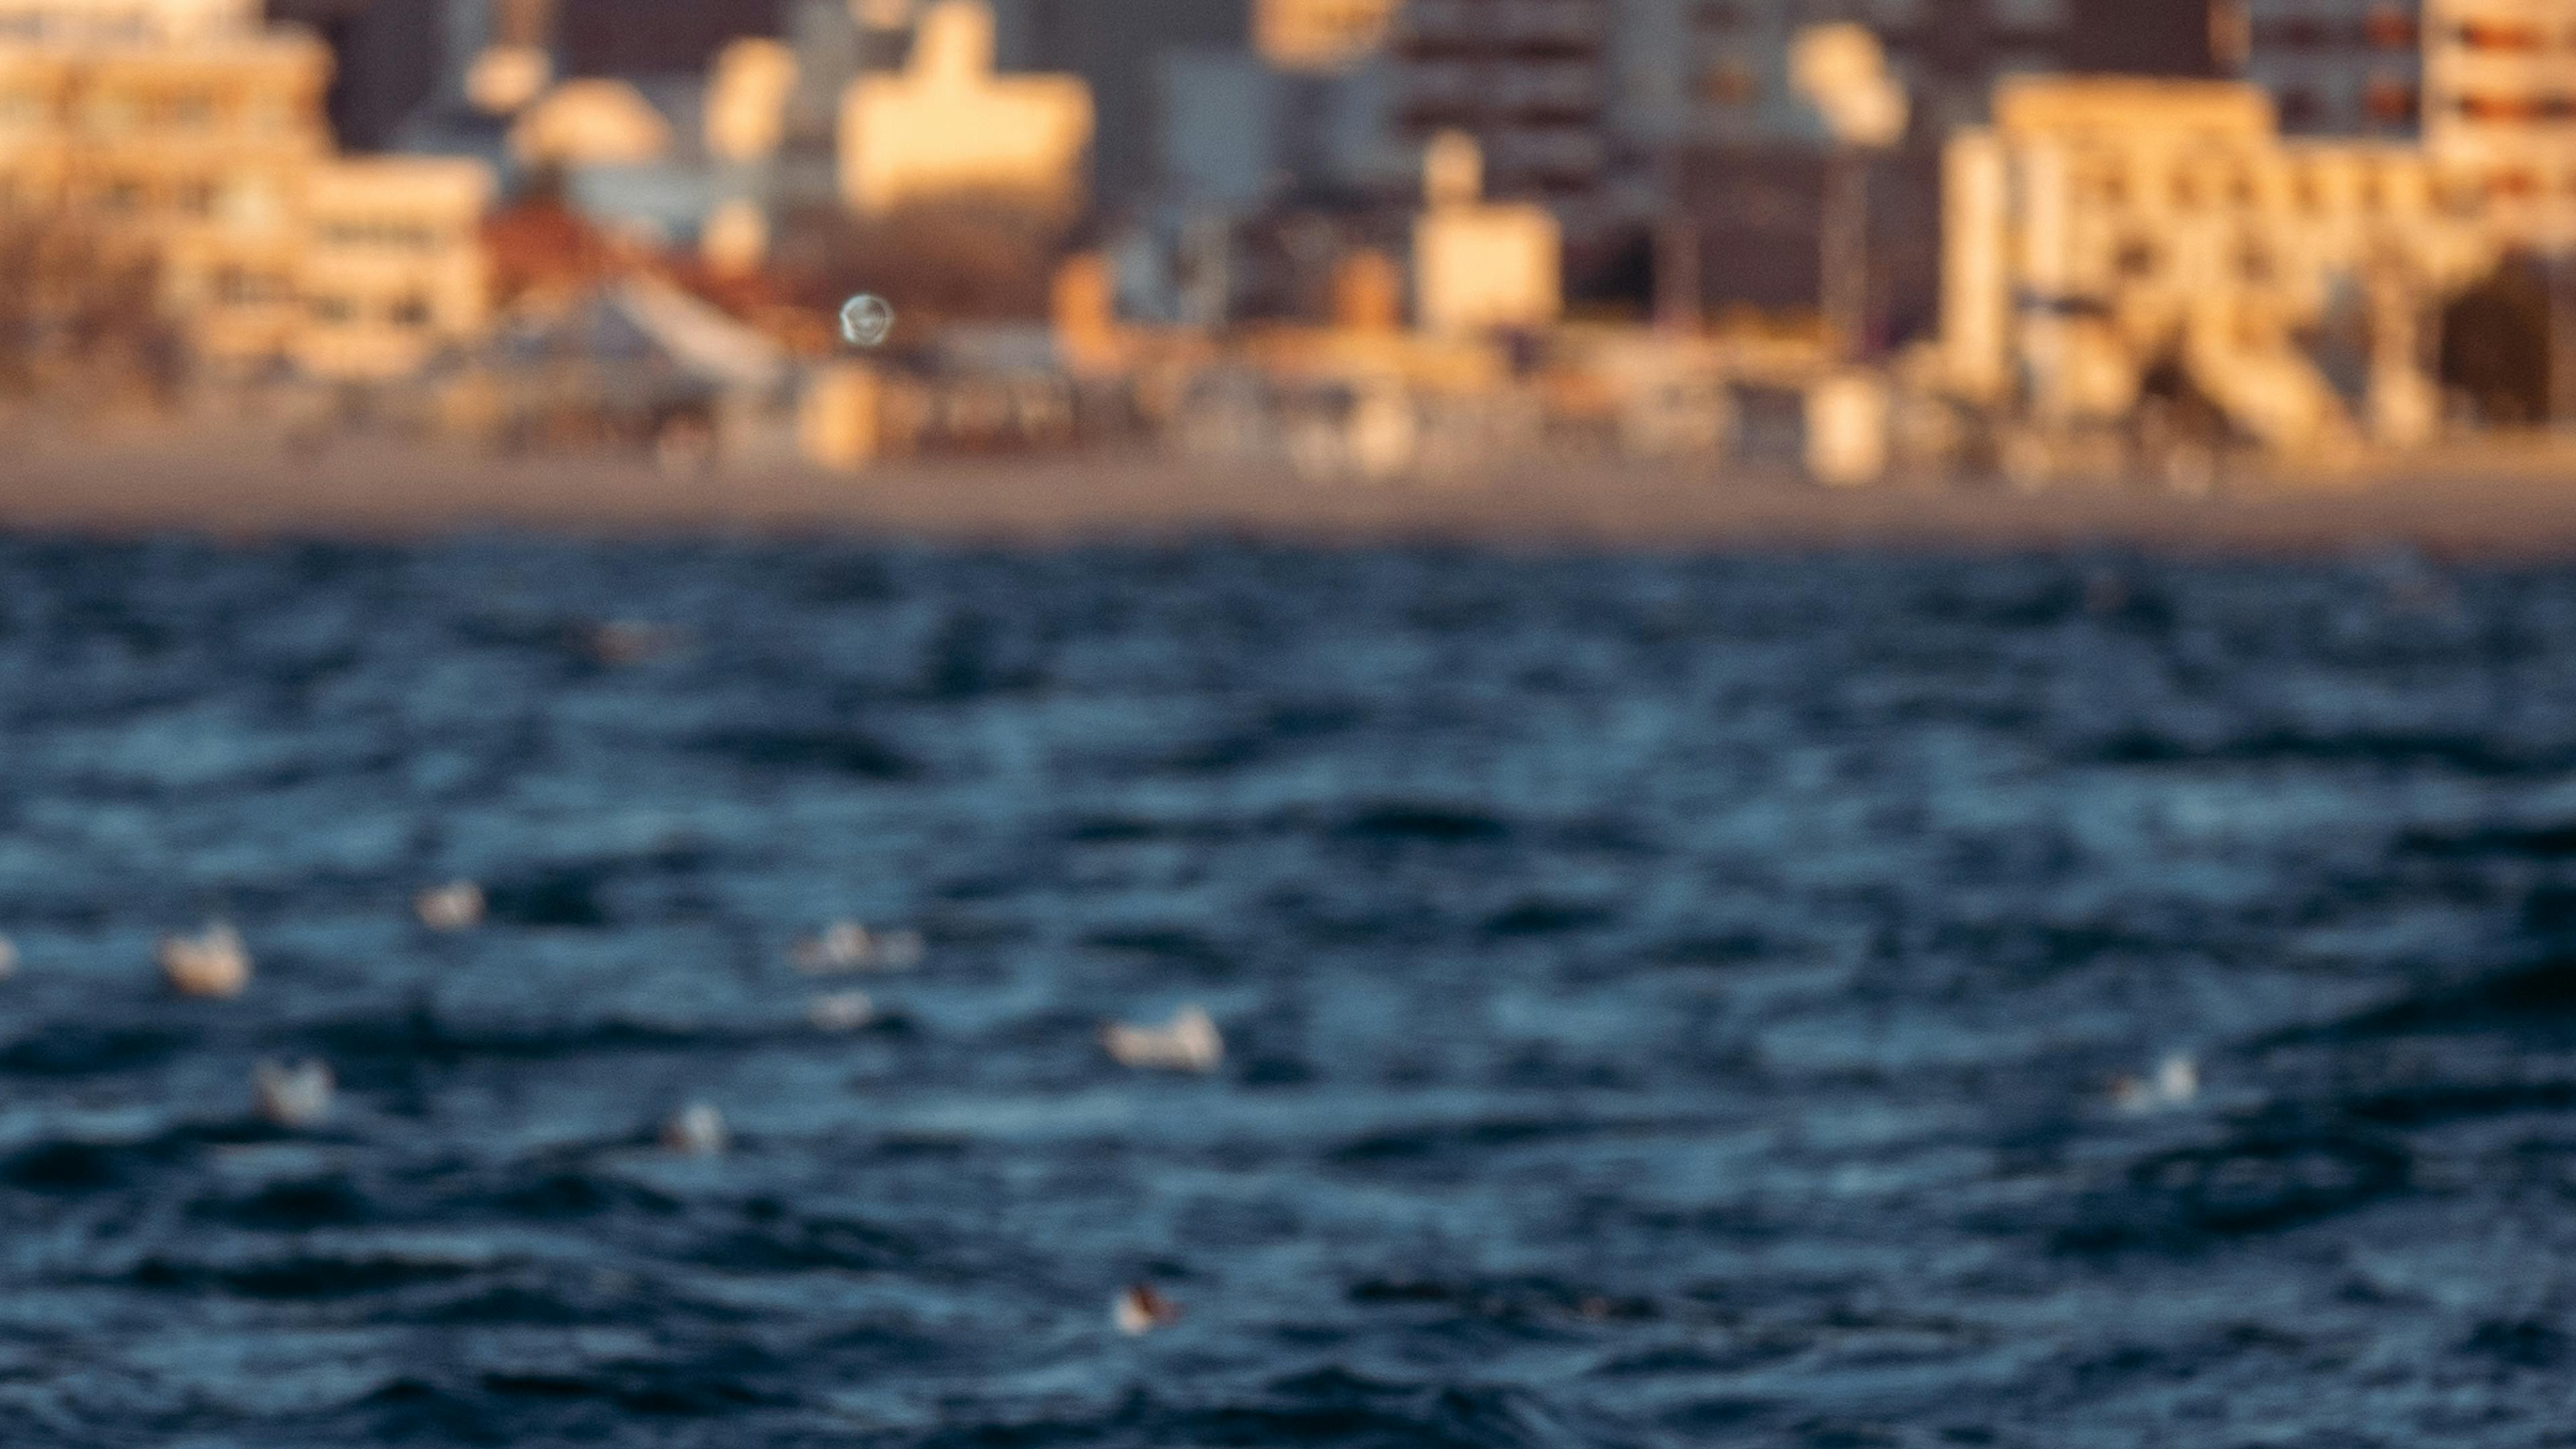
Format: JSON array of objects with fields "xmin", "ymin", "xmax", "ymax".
[
  {"xmin": 2216, "ymin": 0, "xmax": 2421, "ymax": 136},
  {"xmin": 263, "ymin": 0, "xmax": 440, "ymax": 150},
  {"xmin": 1388, "ymin": 0, "xmax": 1612, "ymax": 216}
]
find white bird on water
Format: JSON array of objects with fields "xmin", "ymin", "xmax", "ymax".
[
  {"xmin": 254, "ymin": 1058, "xmax": 335, "ymax": 1128},
  {"xmin": 1113, "ymin": 1283, "xmax": 1182, "ymax": 1336},
  {"xmin": 1101, "ymin": 1005, "xmax": 1224, "ymax": 1073},
  {"xmin": 807, "ymin": 989, "xmax": 875, "ymax": 1032},
  {"xmin": 792, "ymin": 922, "xmax": 924, "ymax": 975},
  {"xmin": 415, "ymin": 880, "xmax": 486, "ymax": 931},
  {"xmin": 2111, "ymin": 1052, "xmax": 2200, "ymax": 1114},
  {"xmin": 0, "ymin": 933, "xmax": 17, "ymax": 980},
  {"xmin": 158, "ymin": 922, "xmax": 250, "ymax": 999},
  {"xmin": 662, "ymin": 1102, "xmax": 729, "ymax": 1157}
]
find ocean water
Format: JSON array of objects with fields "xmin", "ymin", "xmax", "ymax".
[{"xmin": 3, "ymin": 537, "xmax": 2575, "ymax": 1447}]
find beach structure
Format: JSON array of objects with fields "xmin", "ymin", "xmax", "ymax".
[{"xmin": 1411, "ymin": 130, "xmax": 1562, "ymax": 335}]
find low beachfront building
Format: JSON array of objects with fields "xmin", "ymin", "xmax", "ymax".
[
  {"xmin": 1939, "ymin": 74, "xmax": 2505, "ymax": 461},
  {"xmin": 0, "ymin": 0, "xmax": 494, "ymax": 381}
]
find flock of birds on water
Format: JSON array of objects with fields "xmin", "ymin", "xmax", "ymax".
[
  {"xmin": 0, "ymin": 896, "xmax": 2198, "ymax": 1338},
  {"xmin": 0, "ymin": 892, "xmax": 1219, "ymax": 1337}
]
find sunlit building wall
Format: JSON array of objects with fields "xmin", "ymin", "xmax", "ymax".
[
  {"xmin": 1255, "ymin": 0, "xmax": 1398, "ymax": 72},
  {"xmin": 2422, "ymin": 0, "xmax": 2576, "ymax": 241},
  {"xmin": 0, "ymin": 0, "xmax": 492, "ymax": 378},
  {"xmin": 292, "ymin": 154, "xmax": 490, "ymax": 378},
  {"xmin": 837, "ymin": 0, "xmax": 1091, "ymax": 217},
  {"xmin": 1942, "ymin": 76, "xmax": 2500, "ymax": 451}
]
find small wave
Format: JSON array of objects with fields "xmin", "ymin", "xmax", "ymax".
[
  {"xmin": 2090, "ymin": 727, "xmax": 2571, "ymax": 775},
  {"xmin": 2313, "ymin": 954, "xmax": 2576, "ymax": 1039},
  {"xmin": 129, "ymin": 1250, "xmax": 486, "ymax": 1299},
  {"xmin": 1482, "ymin": 900, "xmax": 1615, "ymax": 936},
  {"xmin": 691, "ymin": 727, "xmax": 921, "ymax": 780},
  {"xmin": 0, "ymin": 1025, "xmax": 197, "ymax": 1078},
  {"xmin": 189, "ymin": 1175, "xmax": 374, "ymax": 1230},
  {"xmin": 1335, "ymin": 803, "xmax": 1512, "ymax": 845},
  {"xmin": 2055, "ymin": 1132, "xmax": 2411, "ymax": 1251}
]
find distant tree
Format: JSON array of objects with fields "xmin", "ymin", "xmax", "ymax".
[
  {"xmin": 2440, "ymin": 254, "xmax": 2551, "ymax": 427},
  {"xmin": 0, "ymin": 213, "xmax": 180, "ymax": 398}
]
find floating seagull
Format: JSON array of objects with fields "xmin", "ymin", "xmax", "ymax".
[
  {"xmin": 254, "ymin": 1058, "xmax": 335, "ymax": 1128},
  {"xmin": 1102, "ymin": 1005, "xmax": 1223, "ymax": 1073},
  {"xmin": 0, "ymin": 933, "xmax": 15, "ymax": 980},
  {"xmin": 1113, "ymin": 1283, "xmax": 1182, "ymax": 1336},
  {"xmin": 415, "ymin": 880, "xmax": 486, "ymax": 931},
  {"xmin": 792, "ymin": 922, "xmax": 924, "ymax": 975},
  {"xmin": 158, "ymin": 922, "xmax": 250, "ymax": 999},
  {"xmin": 807, "ymin": 989, "xmax": 876, "ymax": 1032},
  {"xmin": 662, "ymin": 1102, "xmax": 728, "ymax": 1157},
  {"xmin": 2110, "ymin": 1052, "xmax": 2200, "ymax": 1114}
]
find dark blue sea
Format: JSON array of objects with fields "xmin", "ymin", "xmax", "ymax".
[{"xmin": 4, "ymin": 537, "xmax": 2576, "ymax": 1447}]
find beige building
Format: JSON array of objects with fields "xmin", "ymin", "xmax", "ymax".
[
  {"xmin": 837, "ymin": 0, "xmax": 1091, "ymax": 217},
  {"xmin": 2422, "ymin": 0, "xmax": 2576, "ymax": 242},
  {"xmin": 2221, "ymin": 0, "xmax": 2422, "ymax": 136},
  {"xmin": 0, "ymin": 0, "xmax": 493, "ymax": 380},
  {"xmin": 1941, "ymin": 76, "xmax": 2502, "ymax": 455},
  {"xmin": 293, "ymin": 156, "xmax": 492, "ymax": 380},
  {"xmin": 1412, "ymin": 130, "xmax": 1563, "ymax": 335},
  {"xmin": 1254, "ymin": 0, "xmax": 1398, "ymax": 72}
]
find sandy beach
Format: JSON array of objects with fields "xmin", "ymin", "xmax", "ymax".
[{"xmin": 7, "ymin": 425, "xmax": 2576, "ymax": 555}]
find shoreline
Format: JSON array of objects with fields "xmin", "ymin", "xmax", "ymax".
[{"xmin": 7, "ymin": 429, "xmax": 2576, "ymax": 557}]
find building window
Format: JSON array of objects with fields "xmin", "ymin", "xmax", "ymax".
[
  {"xmin": 2114, "ymin": 237, "xmax": 2157, "ymax": 278},
  {"xmin": 2361, "ymin": 7, "xmax": 2416, "ymax": 49},
  {"xmin": 2489, "ymin": 168, "xmax": 2540, "ymax": 199},
  {"xmin": 1697, "ymin": 58, "xmax": 1756, "ymax": 107},
  {"xmin": 2457, "ymin": 20, "xmax": 2544, "ymax": 51},
  {"xmin": 2363, "ymin": 78, "xmax": 2417, "ymax": 124},
  {"xmin": 2256, "ymin": 16, "xmax": 2330, "ymax": 48},
  {"xmin": 176, "ymin": 179, "xmax": 215, "ymax": 215},
  {"xmin": 312, "ymin": 296, "xmax": 354, "ymax": 323},
  {"xmin": 390, "ymin": 295, "xmax": 431, "ymax": 327},
  {"xmin": 2278, "ymin": 88, "xmax": 2321, "ymax": 127}
]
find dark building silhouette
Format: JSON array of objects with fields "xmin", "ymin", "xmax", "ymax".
[
  {"xmin": 557, "ymin": 0, "xmax": 784, "ymax": 77},
  {"xmin": 1010, "ymin": 0, "xmax": 1249, "ymax": 213},
  {"xmin": 266, "ymin": 0, "xmax": 443, "ymax": 151}
]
